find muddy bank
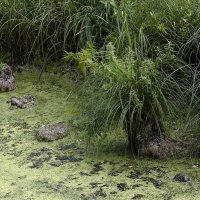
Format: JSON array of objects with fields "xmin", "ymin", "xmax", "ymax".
[{"xmin": 0, "ymin": 67, "xmax": 200, "ymax": 200}]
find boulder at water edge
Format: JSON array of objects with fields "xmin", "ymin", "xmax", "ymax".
[
  {"xmin": 0, "ymin": 64, "xmax": 16, "ymax": 92},
  {"xmin": 36, "ymin": 123, "xmax": 68, "ymax": 142}
]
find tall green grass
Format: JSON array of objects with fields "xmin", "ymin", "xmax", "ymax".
[
  {"xmin": 0, "ymin": 0, "xmax": 111, "ymax": 63},
  {"xmin": 0, "ymin": 0, "xmax": 199, "ymax": 62}
]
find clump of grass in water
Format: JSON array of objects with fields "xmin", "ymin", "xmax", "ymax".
[{"xmin": 78, "ymin": 41, "xmax": 196, "ymax": 155}]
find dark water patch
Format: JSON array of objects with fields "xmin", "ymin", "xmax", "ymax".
[
  {"xmin": 89, "ymin": 182, "xmax": 108, "ymax": 189},
  {"xmin": 29, "ymin": 155, "xmax": 52, "ymax": 168},
  {"xmin": 130, "ymin": 184, "xmax": 143, "ymax": 189},
  {"xmin": 57, "ymin": 144, "xmax": 77, "ymax": 151},
  {"xmin": 108, "ymin": 170, "xmax": 121, "ymax": 176},
  {"xmin": 141, "ymin": 177, "xmax": 163, "ymax": 189},
  {"xmin": 27, "ymin": 147, "xmax": 53, "ymax": 160},
  {"xmin": 80, "ymin": 171, "xmax": 91, "ymax": 176},
  {"xmin": 81, "ymin": 187, "xmax": 107, "ymax": 200},
  {"xmin": 89, "ymin": 182, "xmax": 101, "ymax": 189},
  {"xmin": 49, "ymin": 162, "xmax": 62, "ymax": 167},
  {"xmin": 143, "ymin": 166, "xmax": 167, "ymax": 176},
  {"xmin": 110, "ymin": 191, "xmax": 117, "ymax": 195},
  {"xmin": 132, "ymin": 194, "xmax": 145, "ymax": 199},
  {"xmin": 34, "ymin": 180, "xmax": 70, "ymax": 194},
  {"xmin": 90, "ymin": 162, "xmax": 104, "ymax": 174},
  {"xmin": 56, "ymin": 154, "xmax": 83, "ymax": 163},
  {"xmin": 27, "ymin": 148, "xmax": 53, "ymax": 168},
  {"xmin": 55, "ymin": 143, "xmax": 85, "ymax": 164},
  {"xmin": 108, "ymin": 162, "xmax": 127, "ymax": 176},
  {"xmin": 26, "ymin": 145, "xmax": 84, "ymax": 168},
  {"xmin": 127, "ymin": 170, "xmax": 143, "ymax": 179},
  {"xmin": 0, "ymin": 135, "xmax": 11, "ymax": 142},
  {"xmin": 108, "ymin": 166, "xmax": 125, "ymax": 176},
  {"xmin": 9, "ymin": 121, "xmax": 31, "ymax": 130},
  {"xmin": 117, "ymin": 183, "xmax": 129, "ymax": 191}
]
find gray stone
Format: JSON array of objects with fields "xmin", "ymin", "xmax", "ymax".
[
  {"xmin": 37, "ymin": 123, "xmax": 68, "ymax": 142},
  {"xmin": 173, "ymin": 173, "xmax": 192, "ymax": 183},
  {"xmin": 9, "ymin": 94, "xmax": 36, "ymax": 109},
  {"xmin": 0, "ymin": 76, "xmax": 16, "ymax": 92},
  {"xmin": 139, "ymin": 135, "xmax": 175, "ymax": 159},
  {"xmin": 0, "ymin": 64, "xmax": 16, "ymax": 92},
  {"xmin": 0, "ymin": 64, "xmax": 12, "ymax": 76}
]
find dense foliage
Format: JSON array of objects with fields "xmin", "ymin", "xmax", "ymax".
[{"xmin": 0, "ymin": 0, "xmax": 200, "ymax": 153}]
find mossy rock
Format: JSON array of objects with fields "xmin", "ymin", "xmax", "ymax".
[
  {"xmin": 138, "ymin": 135, "xmax": 176, "ymax": 159},
  {"xmin": 0, "ymin": 64, "xmax": 16, "ymax": 92},
  {"xmin": 9, "ymin": 94, "xmax": 36, "ymax": 109},
  {"xmin": 173, "ymin": 173, "xmax": 192, "ymax": 183},
  {"xmin": 0, "ymin": 76, "xmax": 16, "ymax": 92},
  {"xmin": 36, "ymin": 123, "xmax": 68, "ymax": 142}
]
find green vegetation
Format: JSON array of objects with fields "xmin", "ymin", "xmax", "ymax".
[
  {"xmin": 0, "ymin": 0, "xmax": 200, "ymax": 153},
  {"xmin": 79, "ymin": 43, "xmax": 193, "ymax": 152}
]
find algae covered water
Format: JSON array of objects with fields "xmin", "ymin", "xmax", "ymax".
[{"xmin": 0, "ymin": 68, "xmax": 199, "ymax": 200}]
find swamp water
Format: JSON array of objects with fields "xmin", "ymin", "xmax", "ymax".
[{"xmin": 0, "ymin": 67, "xmax": 199, "ymax": 200}]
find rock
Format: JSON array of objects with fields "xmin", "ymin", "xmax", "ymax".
[
  {"xmin": 0, "ymin": 64, "xmax": 16, "ymax": 92},
  {"xmin": 138, "ymin": 135, "xmax": 176, "ymax": 159},
  {"xmin": 36, "ymin": 123, "xmax": 68, "ymax": 141},
  {"xmin": 173, "ymin": 173, "xmax": 192, "ymax": 183},
  {"xmin": 9, "ymin": 94, "xmax": 36, "ymax": 109},
  {"xmin": 0, "ymin": 64, "xmax": 12, "ymax": 76},
  {"xmin": 0, "ymin": 76, "xmax": 16, "ymax": 92},
  {"xmin": 0, "ymin": 128, "xmax": 4, "ymax": 133}
]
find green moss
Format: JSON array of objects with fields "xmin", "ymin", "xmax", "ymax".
[{"xmin": 0, "ymin": 67, "xmax": 199, "ymax": 199}]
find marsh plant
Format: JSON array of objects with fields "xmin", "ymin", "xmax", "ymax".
[
  {"xmin": 0, "ymin": 0, "xmax": 200, "ymax": 63},
  {"xmin": 80, "ymin": 42, "xmax": 196, "ymax": 153},
  {"xmin": 0, "ymin": 0, "xmax": 111, "ymax": 62},
  {"xmin": 64, "ymin": 42, "xmax": 98, "ymax": 76}
]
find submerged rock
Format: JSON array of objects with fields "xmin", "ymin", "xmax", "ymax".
[
  {"xmin": 36, "ymin": 123, "xmax": 68, "ymax": 141},
  {"xmin": 173, "ymin": 173, "xmax": 192, "ymax": 183},
  {"xmin": 0, "ymin": 64, "xmax": 16, "ymax": 92},
  {"xmin": 9, "ymin": 94, "xmax": 36, "ymax": 109}
]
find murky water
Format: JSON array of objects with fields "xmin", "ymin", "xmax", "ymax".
[{"xmin": 0, "ymin": 67, "xmax": 199, "ymax": 200}]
